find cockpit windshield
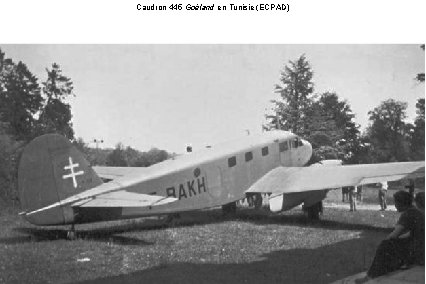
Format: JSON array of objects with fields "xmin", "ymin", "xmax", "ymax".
[{"xmin": 292, "ymin": 137, "xmax": 303, "ymax": 148}]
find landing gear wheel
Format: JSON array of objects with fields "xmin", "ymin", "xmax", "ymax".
[
  {"xmin": 304, "ymin": 201, "xmax": 323, "ymax": 220},
  {"xmin": 222, "ymin": 202, "xmax": 237, "ymax": 216}
]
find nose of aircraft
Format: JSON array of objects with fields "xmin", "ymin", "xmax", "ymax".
[{"xmin": 301, "ymin": 139, "xmax": 312, "ymax": 165}]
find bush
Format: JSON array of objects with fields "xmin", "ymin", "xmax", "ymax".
[{"xmin": 0, "ymin": 131, "xmax": 23, "ymax": 206}]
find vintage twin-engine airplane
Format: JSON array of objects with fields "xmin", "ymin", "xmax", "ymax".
[{"xmin": 18, "ymin": 130, "xmax": 424, "ymax": 236}]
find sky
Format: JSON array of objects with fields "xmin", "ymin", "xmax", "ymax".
[{"xmin": 1, "ymin": 45, "xmax": 424, "ymax": 153}]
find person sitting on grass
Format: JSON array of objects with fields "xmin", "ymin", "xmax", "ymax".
[{"xmin": 356, "ymin": 190, "xmax": 424, "ymax": 283}]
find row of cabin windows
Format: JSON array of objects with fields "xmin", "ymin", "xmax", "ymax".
[
  {"xmin": 227, "ymin": 147, "xmax": 269, "ymax": 167},
  {"xmin": 227, "ymin": 138, "xmax": 303, "ymax": 168}
]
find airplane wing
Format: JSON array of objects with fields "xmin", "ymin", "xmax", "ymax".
[{"xmin": 246, "ymin": 161, "xmax": 424, "ymax": 197}]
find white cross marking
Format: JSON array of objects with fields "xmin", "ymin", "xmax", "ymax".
[{"xmin": 62, "ymin": 157, "xmax": 84, "ymax": 188}]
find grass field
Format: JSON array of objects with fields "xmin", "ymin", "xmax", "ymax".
[{"xmin": 0, "ymin": 187, "xmax": 420, "ymax": 284}]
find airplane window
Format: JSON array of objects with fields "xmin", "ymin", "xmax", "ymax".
[
  {"xmin": 261, "ymin": 146, "xmax": 269, "ymax": 156},
  {"xmin": 279, "ymin": 141, "xmax": 288, "ymax": 152},
  {"xmin": 292, "ymin": 139, "xmax": 298, "ymax": 148},
  {"xmin": 298, "ymin": 139, "xmax": 303, "ymax": 147},
  {"xmin": 228, "ymin": 156, "xmax": 237, "ymax": 167},
  {"xmin": 245, "ymin": 151, "xmax": 253, "ymax": 162}
]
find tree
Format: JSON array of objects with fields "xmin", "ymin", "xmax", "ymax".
[
  {"xmin": 416, "ymin": 45, "xmax": 425, "ymax": 83},
  {"xmin": 411, "ymin": 45, "xmax": 425, "ymax": 160},
  {"xmin": 348, "ymin": 134, "xmax": 375, "ymax": 164},
  {"xmin": 106, "ymin": 143, "xmax": 129, "ymax": 166},
  {"xmin": 309, "ymin": 93, "xmax": 358, "ymax": 143},
  {"xmin": 73, "ymin": 137, "xmax": 88, "ymax": 154},
  {"xmin": 265, "ymin": 55, "xmax": 314, "ymax": 137},
  {"xmin": 124, "ymin": 146, "xmax": 142, "ymax": 166},
  {"xmin": 0, "ymin": 120, "xmax": 23, "ymax": 204},
  {"xmin": 73, "ymin": 137, "xmax": 113, "ymax": 166},
  {"xmin": 38, "ymin": 63, "xmax": 75, "ymax": 140},
  {"xmin": 308, "ymin": 92, "xmax": 361, "ymax": 163},
  {"xmin": 105, "ymin": 143, "xmax": 172, "ymax": 167},
  {"xmin": 0, "ymin": 50, "xmax": 78, "ymax": 205},
  {"xmin": 135, "ymin": 148, "xmax": 170, "ymax": 167},
  {"xmin": 366, "ymin": 99, "xmax": 411, "ymax": 162},
  {"xmin": 410, "ymin": 98, "xmax": 425, "ymax": 160},
  {"xmin": 0, "ymin": 49, "xmax": 43, "ymax": 141}
]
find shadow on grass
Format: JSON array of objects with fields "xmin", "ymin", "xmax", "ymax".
[
  {"xmin": 2, "ymin": 207, "xmax": 392, "ymax": 245},
  {"xmin": 237, "ymin": 211, "xmax": 393, "ymax": 233},
  {"xmin": 1, "ymin": 227, "xmax": 154, "ymax": 246},
  {"xmin": 1, "ymin": 211, "xmax": 224, "ymax": 245},
  {"xmin": 76, "ymin": 231, "xmax": 382, "ymax": 284}
]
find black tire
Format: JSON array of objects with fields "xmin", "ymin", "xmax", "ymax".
[{"xmin": 306, "ymin": 201, "xmax": 321, "ymax": 220}]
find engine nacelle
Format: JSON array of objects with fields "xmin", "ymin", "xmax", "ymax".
[{"xmin": 269, "ymin": 190, "xmax": 328, "ymax": 212}]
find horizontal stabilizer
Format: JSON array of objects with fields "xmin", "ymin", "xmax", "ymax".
[
  {"xmin": 72, "ymin": 191, "xmax": 177, "ymax": 207},
  {"xmin": 25, "ymin": 190, "xmax": 177, "ymax": 216},
  {"xmin": 93, "ymin": 166, "xmax": 151, "ymax": 180}
]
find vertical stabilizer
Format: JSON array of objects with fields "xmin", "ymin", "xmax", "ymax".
[{"xmin": 18, "ymin": 134, "xmax": 103, "ymax": 225}]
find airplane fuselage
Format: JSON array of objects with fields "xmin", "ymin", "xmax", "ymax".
[{"xmin": 75, "ymin": 131, "xmax": 312, "ymax": 223}]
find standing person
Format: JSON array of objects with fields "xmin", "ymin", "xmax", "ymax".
[
  {"xmin": 356, "ymin": 191, "xmax": 424, "ymax": 283},
  {"xmin": 254, "ymin": 193, "xmax": 263, "ymax": 209},
  {"xmin": 357, "ymin": 184, "xmax": 363, "ymax": 202},
  {"xmin": 405, "ymin": 179, "xmax": 415, "ymax": 200},
  {"xmin": 378, "ymin": 181, "xmax": 388, "ymax": 211},
  {"xmin": 342, "ymin": 187, "xmax": 349, "ymax": 202},
  {"xmin": 349, "ymin": 186, "xmax": 357, "ymax": 211},
  {"xmin": 246, "ymin": 193, "xmax": 255, "ymax": 207}
]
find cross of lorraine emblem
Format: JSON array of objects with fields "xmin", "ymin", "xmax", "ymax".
[{"xmin": 62, "ymin": 157, "xmax": 84, "ymax": 188}]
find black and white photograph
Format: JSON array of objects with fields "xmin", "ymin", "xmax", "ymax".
[{"xmin": 0, "ymin": 44, "xmax": 424, "ymax": 283}]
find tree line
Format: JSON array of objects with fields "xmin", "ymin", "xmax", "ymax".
[
  {"xmin": 264, "ymin": 51, "xmax": 424, "ymax": 164},
  {"xmin": 73, "ymin": 138, "xmax": 175, "ymax": 167},
  {"xmin": 0, "ymin": 48, "xmax": 172, "ymax": 204}
]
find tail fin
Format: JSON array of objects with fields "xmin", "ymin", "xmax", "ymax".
[{"xmin": 18, "ymin": 134, "xmax": 103, "ymax": 225}]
